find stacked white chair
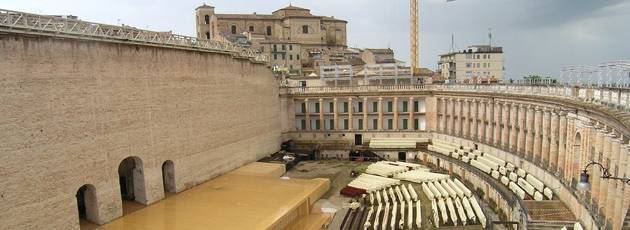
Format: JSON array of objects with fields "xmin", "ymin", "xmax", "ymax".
[
  {"xmin": 470, "ymin": 197, "xmax": 487, "ymax": 228},
  {"xmin": 455, "ymin": 198, "xmax": 468, "ymax": 226},
  {"xmin": 446, "ymin": 197, "xmax": 458, "ymax": 226},
  {"xmin": 348, "ymin": 173, "xmax": 400, "ymax": 192}
]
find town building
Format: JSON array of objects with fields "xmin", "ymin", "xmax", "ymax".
[
  {"xmin": 195, "ymin": 4, "xmax": 347, "ymax": 76},
  {"xmin": 438, "ymin": 45, "xmax": 504, "ymax": 83}
]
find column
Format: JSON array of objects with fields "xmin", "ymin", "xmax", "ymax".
[
  {"xmin": 517, "ymin": 104, "xmax": 526, "ymax": 155},
  {"xmin": 485, "ymin": 101, "xmax": 493, "ymax": 143},
  {"xmin": 393, "ymin": 97, "xmax": 399, "ymax": 131},
  {"xmin": 549, "ymin": 111, "xmax": 559, "ymax": 171},
  {"xmin": 501, "ymin": 102, "xmax": 510, "ymax": 149},
  {"xmin": 362, "ymin": 97, "xmax": 368, "ymax": 131},
  {"xmin": 305, "ymin": 98, "xmax": 311, "ymax": 131},
  {"xmin": 525, "ymin": 105, "xmax": 534, "ymax": 159},
  {"xmin": 409, "ymin": 97, "xmax": 414, "ymax": 130},
  {"xmin": 348, "ymin": 97, "xmax": 353, "ymax": 131},
  {"xmin": 471, "ymin": 100, "xmax": 478, "ymax": 140},
  {"xmin": 333, "ymin": 98, "xmax": 338, "ymax": 131},
  {"xmin": 541, "ymin": 109, "xmax": 550, "ymax": 167},
  {"xmin": 455, "ymin": 99, "xmax": 462, "ymax": 136},
  {"xmin": 605, "ymin": 135, "xmax": 620, "ymax": 225},
  {"xmin": 533, "ymin": 107, "xmax": 543, "ymax": 163},
  {"xmin": 613, "ymin": 144, "xmax": 628, "ymax": 229},
  {"xmin": 598, "ymin": 130, "xmax": 612, "ymax": 216},
  {"xmin": 591, "ymin": 126, "xmax": 604, "ymax": 207},
  {"xmin": 378, "ymin": 97, "xmax": 383, "ymax": 130},
  {"xmin": 440, "ymin": 97, "xmax": 447, "ymax": 133},
  {"xmin": 478, "ymin": 100, "xmax": 486, "ymax": 142},
  {"xmin": 509, "ymin": 103, "xmax": 518, "ymax": 152},
  {"xmin": 448, "ymin": 98, "xmax": 454, "ymax": 135},
  {"xmin": 493, "ymin": 101, "xmax": 502, "ymax": 146},
  {"xmin": 319, "ymin": 98, "xmax": 324, "ymax": 131},
  {"xmin": 557, "ymin": 112, "xmax": 568, "ymax": 176}
]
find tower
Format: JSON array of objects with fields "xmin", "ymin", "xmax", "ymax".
[{"xmin": 195, "ymin": 4, "xmax": 215, "ymax": 40}]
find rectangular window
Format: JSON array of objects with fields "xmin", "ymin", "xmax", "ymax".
[
  {"xmin": 315, "ymin": 120, "xmax": 321, "ymax": 130},
  {"xmin": 273, "ymin": 45, "xmax": 277, "ymax": 52},
  {"xmin": 358, "ymin": 119, "xmax": 363, "ymax": 130},
  {"xmin": 387, "ymin": 119, "xmax": 393, "ymax": 130},
  {"xmin": 282, "ymin": 54, "xmax": 286, "ymax": 60},
  {"xmin": 357, "ymin": 102, "xmax": 363, "ymax": 112},
  {"xmin": 403, "ymin": 119, "xmax": 408, "ymax": 130},
  {"xmin": 300, "ymin": 103, "xmax": 306, "ymax": 113},
  {"xmin": 315, "ymin": 102, "xmax": 320, "ymax": 113},
  {"xmin": 343, "ymin": 102, "xmax": 348, "ymax": 113},
  {"xmin": 329, "ymin": 120, "xmax": 334, "ymax": 130},
  {"xmin": 274, "ymin": 54, "xmax": 277, "ymax": 60},
  {"xmin": 414, "ymin": 101, "xmax": 419, "ymax": 112},
  {"xmin": 289, "ymin": 45, "xmax": 293, "ymax": 50},
  {"xmin": 387, "ymin": 101, "xmax": 393, "ymax": 112},
  {"xmin": 372, "ymin": 102, "xmax": 378, "ymax": 112},
  {"xmin": 282, "ymin": 45, "xmax": 285, "ymax": 50},
  {"xmin": 329, "ymin": 102, "xmax": 334, "ymax": 113},
  {"xmin": 343, "ymin": 119, "xmax": 348, "ymax": 130},
  {"xmin": 414, "ymin": 119, "xmax": 419, "ymax": 130},
  {"xmin": 300, "ymin": 119, "xmax": 306, "ymax": 130},
  {"xmin": 289, "ymin": 55, "xmax": 293, "ymax": 60},
  {"xmin": 372, "ymin": 119, "xmax": 378, "ymax": 130},
  {"xmin": 297, "ymin": 54, "xmax": 300, "ymax": 60},
  {"xmin": 402, "ymin": 101, "xmax": 408, "ymax": 112}
]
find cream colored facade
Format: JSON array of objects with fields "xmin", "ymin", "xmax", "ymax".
[
  {"xmin": 438, "ymin": 45, "xmax": 504, "ymax": 83},
  {"xmin": 195, "ymin": 4, "xmax": 347, "ymax": 75}
]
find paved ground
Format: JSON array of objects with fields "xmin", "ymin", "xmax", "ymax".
[{"xmin": 284, "ymin": 160, "xmax": 507, "ymax": 230}]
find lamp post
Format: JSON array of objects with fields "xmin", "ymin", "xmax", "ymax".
[{"xmin": 576, "ymin": 161, "xmax": 630, "ymax": 192}]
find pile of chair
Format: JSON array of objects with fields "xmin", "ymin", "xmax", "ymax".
[
  {"xmin": 421, "ymin": 178, "xmax": 486, "ymax": 228},
  {"xmin": 428, "ymin": 139, "xmax": 554, "ymax": 201},
  {"xmin": 363, "ymin": 183, "xmax": 422, "ymax": 230},
  {"xmin": 347, "ymin": 173, "xmax": 401, "ymax": 193}
]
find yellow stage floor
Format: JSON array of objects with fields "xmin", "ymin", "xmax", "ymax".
[{"xmin": 100, "ymin": 163, "xmax": 329, "ymax": 230}]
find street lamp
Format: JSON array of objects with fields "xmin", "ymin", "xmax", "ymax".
[{"xmin": 576, "ymin": 161, "xmax": 630, "ymax": 192}]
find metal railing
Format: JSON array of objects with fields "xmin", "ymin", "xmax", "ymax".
[{"xmin": 0, "ymin": 8, "xmax": 268, "ymax": 62}]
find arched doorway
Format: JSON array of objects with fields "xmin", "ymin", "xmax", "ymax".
[
  {"xmin": 118, "ymin": 157, "xmax": 146, "ymax": 214},
  {"xmin": 76, "ymin": 184, "xmax": 98, "ymax": 229},
  {"xmin": 162, "ymin": 160, "xmax": 176, "ymax": 195}
]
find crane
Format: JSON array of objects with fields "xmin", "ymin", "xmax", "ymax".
[{"xmin": 410, "ymin": 0, "xmax": 455, "ymax": 75}]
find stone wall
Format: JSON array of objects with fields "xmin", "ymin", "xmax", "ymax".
[{"xmin": 0, "ymin": 34, "xmax": 281, "ymax": 229}]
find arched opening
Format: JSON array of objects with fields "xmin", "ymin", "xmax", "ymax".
[
  {"xmin": 76, "ymin": 184, "xmax": 98, "ymax": 229},
  {"xmin": 205, "ymin": 32, "xmax": 210, "ymax": 39},
  {"xmin": 118, "ymin": 156, "xmax": 146, "ymax": 214},
  {"xmin": 204, "ymin": 15, "xmax": 209, "ymax": 24},
  {"xmin": 231, "ymin": 25, "xmax": 237, "ymax": 34},
  {"xmin": 302, "ymin": 25, "xmax": 309, "ymax": 34},
  {"xmin": 266, "ymin": 26, "xmax": 272, "ymax": 36},
  {"xmin": 572, "ymin": 132, "xmax": 582, "ymax": 187},
  {"xmin": 249, "ymin": 25, "xmax": 254, "ymax": 32},
  {"xmin": 162, "ymin": 160, "xmax": 176, "ymax": 195}
]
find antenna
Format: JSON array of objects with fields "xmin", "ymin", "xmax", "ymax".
[
  {"xmin": 488, "ymin": 28, "xmax": 493, "ymax": 47},
  {"xmin": 450, "ymin": 34, "xmax": 455, "ymax": 53}
]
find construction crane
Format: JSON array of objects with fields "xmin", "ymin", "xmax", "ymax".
[{"xmin": 410, "ymin": 0, "xmax": 455, "ymax": 75}]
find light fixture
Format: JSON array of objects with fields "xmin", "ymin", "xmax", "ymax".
[{"xmin": 577, "ymin": 161, "xmax": 630, "ymax": 192}]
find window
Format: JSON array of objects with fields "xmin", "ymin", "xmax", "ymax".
[
  {"xmin": 204, "ymin": 15, "xmax": 210, "ymax": 24},
  {"xmin": 487, "ymin": 54, "xmax": 491, "ymax": 59},
  {"xmin": 328, "ymin": 102, "xmax": 334, "ymax": 112},
  {"xmin": 273, "ymin": 45, "xmax": 277, "ymax": 52},
  {"xmin": 231, "ymin": 25, "xmax": 237, "ymax": 34},
  {"xmin": 282, "ymin": 45, "xmax": 285, "ymax": 50},
  {"xmin": 289, "ymin": 45, "xmax": 293, "ymax": 50},
  {"xmin": 414, "ymin": 119, "xmax": 419, "ymax": 130},
  {"xmin": 477, "ymin": 63, "xmax": 481, "ymax": 68},
  {"xmin": 328, "ymin": 120, "xmax": 334, "ymax": 130},
  {"xmin": 387, "ymin": 101, "xmax": 393, "ymax": 112},
  {"xmin": 289, "ymin": 55, "xmax": 293, "ymax": 60},
  {"xmin": 266, "ymin": 26, "xmax": 272, "ymax": 36},
  {"xmin": 414, "ymin": 101, "xmax": 419, "ymax": 112},
  {"xmin": 302, "ymin": 25, "xmax": 309, "ymax": 34},
  {"xmin": 300, "ymin": 103, "xmax": 306, "ymax": 113},
  {"xmin": 466, "ymin": 63, "xmax": 472, "ymax": 68},
  {"xmin": 343, "ymin": 119, "xmax": 349, "ymax": 130},
  {"xmin": 357, "ymin": 102, "xmax": 363, "ymax": 112},
  {"xmin": 403, "ymin": 119, "xmax": 408, "ymax": 130},
  {"xmin": 281, "ymin": 54, "xmax": 286, "ymax": 60},
  {"xmin": 343, "ymin": 102, "xmax": 348, "ymax": 113},
  {"xmin": 315, "ymin": 102, "xmax": 320, "ymax": 113},
  {"xmin": 387, "ymin": 119, "xmax": 393, "ymax": 130},
  {"xmin": 402, "ymin": 101, "xmax": 408, "ymax": 112},
  {"xmin": 314, "ymin": 120, "xmax": 321, "ymax": 130},
  {"xmin": 300, "ymin": 119, "xmax": 306, "ymax": 130},
  {"xmin": 273, "ymin": 54, "xmax": 277, "ymax": 60},
  {"xmin": 205, "ymin": 32, "xmax": 210, "ymax": 39},
  {"xmin": 249, "ymin": 26, "xmax": 254, "ymax": 32},
  {"xmin": 476, "ymin": 55, "xmax": 480, "ymax": 59},
  {"xmin": 372, "ymin": 119, "xmax": 378, "ymax": 130},
  {"xmin": 290, "ymin": 65, "xmax": 293, "ymax": 69},
  {"xmin": 372, "ymin": 102, "xmax": 378, "ymax": 112},
  {"xmin": 358, "ymin": 119, "xmax": 363, "ymax": 130},
  {"xmin": 488, "ymin": 63, "xmax": 491, "ymax": 68},
  {"xmin": 296, "ymin": 55, "xmax": 300, "ymax": 60}
]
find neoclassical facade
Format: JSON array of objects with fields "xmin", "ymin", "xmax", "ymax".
[{"xmin": 281, "ymin": 85, "xmax": 630, "ymax": 230}]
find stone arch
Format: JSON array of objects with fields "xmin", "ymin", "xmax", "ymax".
[
  {"xmin": 118, "ymin": 156, "xmax": 147, "ymax": 205},
  {"xmin": 76, "ymin": 184, "xmax": 98, "ymax": 227},
  {"xmin": 162, "ymin": 160, "xmax": 176, "ymax": 194}
]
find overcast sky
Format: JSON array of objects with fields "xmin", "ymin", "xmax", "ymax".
[{"xmin": 3, "ymin": 0, "xmax": 629, "ymax": 79}]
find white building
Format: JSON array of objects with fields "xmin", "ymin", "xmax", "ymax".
[{"xmin": 438, "ymin": 45, "xmax": 504, "ymax": 84}]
